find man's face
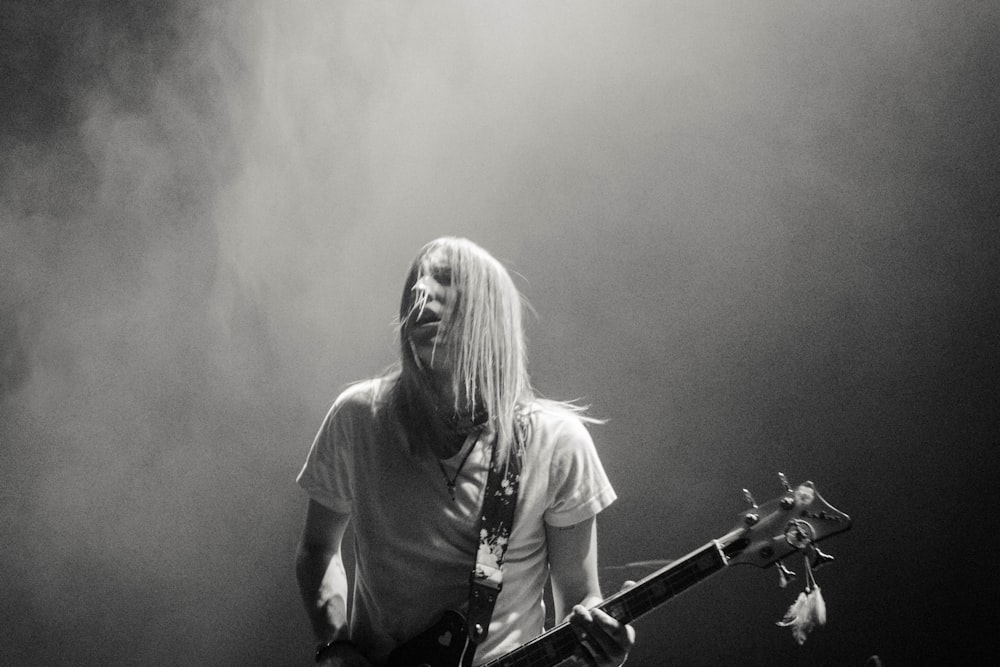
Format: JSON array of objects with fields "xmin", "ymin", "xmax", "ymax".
[{"xmin": 405, "ymin": 248, "xmax": 457, "ymax": 371}]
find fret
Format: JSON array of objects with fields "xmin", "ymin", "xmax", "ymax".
[
  {"xmin": 498, "ymin": 625, "xmax": 577, "ymax": 667},
  {"xmin": 485, "ymin": 541, "xmax": 729, "ymax": 666},
  {"xmin": 598, "ymin": 541, "xmax": 727, "ymax": 624}
]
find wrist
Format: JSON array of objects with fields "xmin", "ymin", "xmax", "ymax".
[{"xmin": 315, "ymin": 638, "xmax": 354, "ymax": 663}]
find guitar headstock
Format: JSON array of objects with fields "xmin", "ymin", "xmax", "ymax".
[{"xmin": 720, "ymin": 475, "xmax": 851, "ymax": 569}]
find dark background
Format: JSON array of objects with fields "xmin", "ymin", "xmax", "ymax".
[{"xmin": 2, "ymin": 1, "xmax": 996, "ymax": 665}]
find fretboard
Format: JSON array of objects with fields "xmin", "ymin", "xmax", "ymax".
[{"xmin": 483, "ymin": 541, "xmax": 729, "ymax": 667}]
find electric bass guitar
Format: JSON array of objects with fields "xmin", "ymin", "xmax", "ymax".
[{"xmin": 386, "ymin": 476, "xmax": 851, "ymax": 667}]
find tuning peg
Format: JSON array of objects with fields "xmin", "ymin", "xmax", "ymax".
[
  {"xmin": 776, "ymin": 561, "xmax": 796, "ymax": 588},
  {"xmin": 810, "ymin": 546, "xmax": 835, "ymax": 569},
  {"xmin": 778, "ymin": 472, "xmax": 792, "ymax": 492},
  {"xmin": 741, "ymin": 488, "xmax": 760, "ymax": 525}
]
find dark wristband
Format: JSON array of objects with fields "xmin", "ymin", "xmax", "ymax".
[{"xmin": 315, "ymin": 639, "xmax": 354, "ymax": 663}]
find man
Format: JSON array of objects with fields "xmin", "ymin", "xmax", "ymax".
[{"xmin": 296, "ymin": 237, "xmax": 635, "ymax": 666}]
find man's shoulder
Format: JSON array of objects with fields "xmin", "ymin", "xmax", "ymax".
[
  {"xmin": 330, "ymin": 377, "xmax": 393, "ymax": 416},
  {"xmin": 521, "ymin": 399, "xmax": 594, "ymax": 442},
  {"xmin": 335, "ymin": 377, "xmax": 383, "ymax": 401}
]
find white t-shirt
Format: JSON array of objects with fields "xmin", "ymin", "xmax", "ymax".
[{"xmin": 297, "ymin": 378, "xmax": 617, "ymax": 665}]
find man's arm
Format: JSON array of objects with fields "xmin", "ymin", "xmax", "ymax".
[
  {"xmin": 546, "ymin": 516, "xmax": 635, "ymax": 667},
  {"xmin": 295, "ymin": 499, "xmax": 369, "ymax": 666}
]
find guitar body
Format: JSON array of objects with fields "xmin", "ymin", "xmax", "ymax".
[{"xmin": 385, "ymin": 610, "xmax": 473, "ymax": 667}]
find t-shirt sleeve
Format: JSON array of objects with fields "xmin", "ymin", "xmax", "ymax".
[
  {"xmin": 296, "ymin": 392, "xmax": 355, "ymax": 513},
  {"xmin": 543, "ymin": 414, "xmax": 617, "ymax": 528}
]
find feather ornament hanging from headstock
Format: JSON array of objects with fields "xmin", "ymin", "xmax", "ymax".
[{"xmin": 776, "ymin": 556, "xmax": 827, "ymax": 644}]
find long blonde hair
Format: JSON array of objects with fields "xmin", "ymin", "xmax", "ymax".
[
  {"xmin": 396, "ymin": 238, "xmax": 528, "ymax": 466},
  {"xmin": 395, "ymin": 237, "xmax": 601, "ymax": 466}
]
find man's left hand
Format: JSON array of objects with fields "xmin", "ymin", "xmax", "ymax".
[{"xmin": 568, "ymin": 602, "xmax": 636, "ymax": 667}]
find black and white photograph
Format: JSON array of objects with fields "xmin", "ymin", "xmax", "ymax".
[{"xmin": 2, "ymin": 2, "xmax": 996, "ymax": 665}]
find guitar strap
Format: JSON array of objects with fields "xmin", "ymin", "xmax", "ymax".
[{"xmin": 464, "ymin": 414, "xmax": 525, "ymax": 655}]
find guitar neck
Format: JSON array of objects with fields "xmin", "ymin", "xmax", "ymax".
[
  {"xmin": 599, "ymin": 540, "xmax": 730, "ymax": 623},
  {"xmin": 485, "ymin": 540, "xmax": 731, "ymax": 667}
]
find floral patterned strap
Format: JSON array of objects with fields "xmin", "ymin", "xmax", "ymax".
[{"xmin": 466, "ymin": 424, "xmax": 523, "ymax": 647}]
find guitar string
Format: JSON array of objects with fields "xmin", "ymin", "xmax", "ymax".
[{"xmin": 491, "ymin": 555, "xmax": 717, "ymax": 666}]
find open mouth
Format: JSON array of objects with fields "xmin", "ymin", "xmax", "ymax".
[
  {"xmin": 413, "ymin": 320, "xmax": 440, "ymax": 334},
  {"xmin": 408, "ymin": 298, "xmax": 443, "ymax": 326},
  {"xmin": 413, "ymin": 311, "xmax": 440, "ymax": 326},
  {"xmin": 407, "ymin": 315, "xmax": 444, "ymax": 345},
  {"xmin": 409, "ymin": 308, "xmax": 440, "ymax": 330}
]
